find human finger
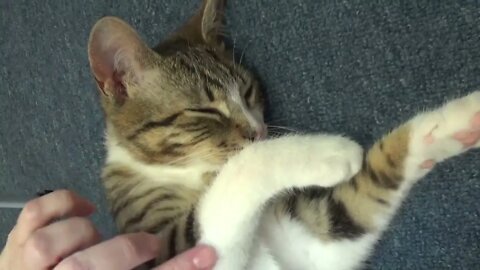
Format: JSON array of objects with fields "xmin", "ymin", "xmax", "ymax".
[
  {"xmin": 24, "ymin": 217, "xmax": 100, "ymax": 269},
  {"xmin": 54, "ymin": 232, "xmax": 160, "ymax": 270},
  {"xmin": 154, "ymin": 245, "xmax": 217, "ymax": 270},
  {"xmin": 15, "ymin": 190, "xmax": 95, "ymax": 244}
]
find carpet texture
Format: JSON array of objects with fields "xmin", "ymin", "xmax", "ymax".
[{"xmin": 1, "ymin": 1, "xmax": 479, "ymax": 269}]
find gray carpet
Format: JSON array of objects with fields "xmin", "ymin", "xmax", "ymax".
[{"xmin": 1, "ymin": 0, "xmax": 479, "ymax": 269}]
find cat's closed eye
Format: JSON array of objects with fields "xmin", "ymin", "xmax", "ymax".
[{"xmin": 184, "ymin": 108, "xmax": 226, "ymax": 123}]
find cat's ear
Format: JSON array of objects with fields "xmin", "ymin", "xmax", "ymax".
[
  {"xmin": 178, "ymin": 0, "xmax": 226, "ymax": 48},
  {"xmin": 200, "ymin": 0, "xmax": 225, "ymax": 46},
  {"xmin": 88, "ymin": 17, "xmax": 152, "ymax": 104}
]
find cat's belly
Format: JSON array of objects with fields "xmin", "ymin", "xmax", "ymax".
[{"xmin": 257, "ymin": 212, "xmax": 380, "ymax": 270}]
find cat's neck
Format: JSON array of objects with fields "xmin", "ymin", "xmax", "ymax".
[{"xmin": 104, "ymin": 132, "xmax": 220, "ymax": 190}]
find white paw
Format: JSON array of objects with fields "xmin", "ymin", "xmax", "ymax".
[
  {"xmin": 322, "ymin": 154, "xmax": 363, "ymax": 185},
  {"xmin": 410, "ymin": 91, "xmax": 480, "ymax": 170},
  {"xmin": 212, "ymin": 257, "xmax": 246, "ymax": 270},
  {"xmin": 274, "ymin": 134, "xmax": 363, "ymax": 188}
]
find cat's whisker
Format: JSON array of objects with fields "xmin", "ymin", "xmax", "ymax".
[
  {"xmin": 267, "ymin": 128, "xmax": 293, "ymax": 134},
  {"xmin": 239, "ymin": 39, "xmax": 254, "ymax": 66},
  {"xmin": 267, "ymin": 133, "xmax": 285, "ymax": 139},
  {"xmin": 232, "ymin": 35, "xmax": 237, "ymax": 68},
  {"xmin": 265, "ymin": 129, "xmax": 285, "ymax": 134},
  {"xmin": 267, "ymin": 133, "xmax": 285, "ymax": 138},
  {"xmin": 267, "ymin": 125, "xmax": 301, "ymax": 133}
]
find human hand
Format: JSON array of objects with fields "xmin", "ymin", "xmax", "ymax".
[{"xmin": 0, "ymin": 190, "xmax": 217, "ymax": 270}]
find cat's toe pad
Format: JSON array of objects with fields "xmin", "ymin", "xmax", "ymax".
[
  {"xmin": 413, "ymin": 91, "xmax": 480, "ymax": 169},
  {"xmin": 420, "ymin": 159, "xmax": 436, "ymax": 169},
  {"xmin": 472, "ymin": 111, "xmax": 480, "ymax": 128},
  {"xmin": 453, "ymin": 129, "xmax": 480, "ymax": 148},
  {"xmin": 449, "ymin": 110, "xmax": 480, "ymax": 148}
]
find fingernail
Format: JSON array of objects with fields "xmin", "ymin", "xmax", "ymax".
[{"xmin": 192, "ymin": 245, "xmax": 217, "ymax": 269}]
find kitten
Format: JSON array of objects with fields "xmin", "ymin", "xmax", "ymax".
[{"xmin": 87, "ymin": 0, "xmax": 480, "ymax": 269}]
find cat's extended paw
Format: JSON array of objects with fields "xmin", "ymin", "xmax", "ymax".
[
  {"xmin": 410, "ymin": 91, "xmax": 480, "ymax": 170},
  {"xmin": 282, "ymin": 135, "xmax": 363, "ymax": 188},
  {"xmin": 317, "ymin": 154, "xmax": 362, "ymax": 186}
]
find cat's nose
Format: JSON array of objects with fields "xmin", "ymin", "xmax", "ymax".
[
  {"xmin": 255, "ymin": 125, "xmax": 268, "ymax": 141},
  {"xmin": 238, "ymin": 124, "xmax": 267, "ymax": 141}
]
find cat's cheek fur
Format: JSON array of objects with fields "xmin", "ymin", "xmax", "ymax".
[{"xmin": 105, "ymin": 128, "xmax": 219, "ymax": 189}]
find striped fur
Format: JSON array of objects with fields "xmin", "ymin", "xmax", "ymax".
[{"xmin": 87, "ymin": 1, "xmax": 480, "ymax": 269}]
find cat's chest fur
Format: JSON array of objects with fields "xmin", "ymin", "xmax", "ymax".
[{"xmin": 252, "ymin": 211, "xmax": 379, "ymax": 270}]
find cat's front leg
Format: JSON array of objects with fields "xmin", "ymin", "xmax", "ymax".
[
  {"xmin": 330, "ymin": 90, "xmax": 480, "ymax": 239},
  {"xmin": 196, "ymin": 134, "xmax": 363, "ymax": 270}
]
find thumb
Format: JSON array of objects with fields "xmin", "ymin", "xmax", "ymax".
[{"xmin": 154, "ymin": 245, "xmax": 217, "ymax": 270}]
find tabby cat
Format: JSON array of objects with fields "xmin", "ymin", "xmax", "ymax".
[{"xmin": 87, "ymin": 0, "xmax": 480, "ymax": 269}]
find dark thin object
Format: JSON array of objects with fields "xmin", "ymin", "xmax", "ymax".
[{"xmin": 0, "ymin": 189, "xmax": 54, "ymax": 209}]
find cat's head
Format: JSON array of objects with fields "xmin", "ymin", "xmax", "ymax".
[{"xmin": 88, "ymin": 0, "xmax": 266, "ymax": 166}]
